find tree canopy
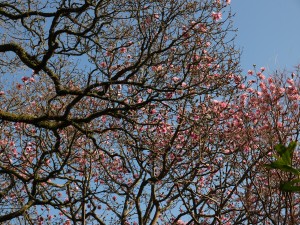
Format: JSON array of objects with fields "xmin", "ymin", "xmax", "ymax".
[{"xmin": 1, "ymin": 0, "xmax": 300, "ymax": 224}]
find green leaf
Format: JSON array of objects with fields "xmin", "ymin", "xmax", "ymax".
[
  {"xmin": 285, "ymin": 178, "xmax": 300, "ymax": 185},
  {"xmin": 287, "ymin": 141, "xmax": 297, "ymax": 160},
  {"xmin": 280, "ymin": 179, "xmax": 300, "ymax": 192},
  {"xmin": 273, "ymin": 142, "xmax": 297, "ymax": 165},
  {"xmin": 287, "ymin": 141, "xmax": 297, "ymax": 152},
  {"xmin": 275, "ymin": 144, "xmax": 287, "ymax": 156},
  {"xmin": 264, "ymin": 161, "xmax": 300, "ymax": 175}
]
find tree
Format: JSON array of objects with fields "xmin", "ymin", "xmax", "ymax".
[
  {"xmin": 220, "ymin": 67, "xmax": 300, "ymax": 224},
  {"xmin": 0, "ymin": 0, "xmax": 243, "ymax": 224}
]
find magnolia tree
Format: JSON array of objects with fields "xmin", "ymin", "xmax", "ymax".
[
  {"xmin": 1, "ymin": 0, "xmax": 283, "ymax": 224},
  {"xmin": 212, "ymin": 66, "xmax": 300, "ymax": 224},
  {"xmin": 2, "ymin": 0, "xmax": 300, "ymax": 224},
  {"xmin": 0, "ymin": 0, "xmax": 241, "ymax": 224}
]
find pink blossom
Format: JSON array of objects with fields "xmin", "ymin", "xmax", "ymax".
[
  {"xmin": 21, "ymin": 76, "xmax": 29, "ymax": 82},
  {"xmin": 100, "ymin": 62, "xmax": 107, "ymax": 68},
  {"xmin": 223, "ymin": 149, "xmax": 231, "ymax": 154},
  {"xmin": 166, "ymin": 92, "xmax": 173, "ymax": 99},
  {"xmin": 200, "ymin": 23, "xmax": 207, "ymax": 32},
  {"xmin": 16, "ymin": 83, "xmax": 23, "ymax": 90},
  {"xmin": 152, "ymin": 65, "xmax": 163, "ymax": 72},
  {"xmin": 257, "ymin": 72, "xmax": 265, "ymax": 80},
  {"xmin": 64, "ymin": 220, "xmax": 71, "ymax": 225},
  {"xmin": 190, "ymin": 20, "xmax": 196, "ymax": 25},
  {"xmin": 226, "ymin": 0, "xmax": 231, "ymax": 4},
  {"xmin": 0, "ymin": 91, "xmax": 4, "ymax": 95},
  {"xmin": 247, "ymin": 70, "xmax": 253, "ymax": 75},
  {"xmin": 172, "ymin": 77, "xmax": 180, "ymax": 82},
  {"xmin": 153, "ymin": 13, "xmax": 160, "ymax": 19},
  {"xmin": 211, "ymin": 12, "xmax": 222, "ymax": 21},
  {"xmin": 120, "ymin": 47, "xmax": 127, "ymax": 53},
  {"xmin": 278, "ymin": 87, "xmax": 285, "ymax": 95},
  {"xmin": 287, "ymin": 78, "xmax": 295, "ymax": 86},
  {"xmin": 220, "ymin": 102, "xmax": 227, "ymax": 108},
  {"xmin": 234, "ymin": 75, "xmax": 241, "ymax": 84},
  {"xmin": 150, "ymin": 109, "xmax": 157, "ymax": 114},
  {"xmin": 267, "ymin": 77, "xmax": 273, "ymax": 84},
  {"xmin": 181, "ymin": 82, "xmax": 187, "ymax": 88},
  {"xmin": 176, "ymin": 219, "xmax": 187, "ymax": 225},
  {"xmin": 238, "ymin": 84, "xmax": 246, "ymax": 89}
]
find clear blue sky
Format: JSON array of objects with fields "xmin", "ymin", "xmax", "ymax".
[{"xmin": 231, "ymin": 0, "xmax": 300, "ymax": 73}]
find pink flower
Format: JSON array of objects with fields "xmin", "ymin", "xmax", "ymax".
[
  {"xmin": 16, "ymin": 83, "xmax": 23, "ymax": 90},
  {"xmin": 226, "ymin": 0, "xmax": 231, "ymax": 5},
  {"xmin": 176, "ymin": 220, "xmax": 187, "ymax": 225},
  {"xmin": 152, "ymin": 65, "xmax": 163, "ymax": 72},
  {"xmin": 150, "ymin": 109, "xmax": 157, "ymax": 114},
  {"xmin": 120, "ymin": 47, "xmax": 127, "ymax": 53},
  {"xmin": 287, "ymin": 78, "xmax": 294, "ymax": 86},
  {"xmin": 277, "ymin": 122, "xmax": 283, "ymax": 128},
  {"xmin": 166, "ymin": 92, "xmax": 173, "ymax": 99},
  {"xmin": 153, "ymin": 13, "xmax": 160, "ymax": 19},
  {"xmin": 100, "ymin": 62, "xmax": 107, "ymax": 68},
  {"xmin": 64, "ymin": 220, "xmax": 71, "ymax": 225},
  {"xmin": 172, "ymin": 77, "xmax": 180, "ymax": 82},
  {"xmin": 223, "ymin": 149, "xmax": 231, "ymax": 154},
  {"xmin": 21, "ymin": 76, "xmax": 29, "ymax": 82},
  {"xmin": 212, "ymin": 12, "xmax": 222, "ymax": 21},
  {"xmin": 257, "ymin": 72, "xmax": 265, "ymax": 80},
  {"xmin": 0, "ymin": 91, "xmax": 4, "ymax": 95},
  {"xmin": 247, "ymin": 70, "xmax": 253, "ymax": 75}
]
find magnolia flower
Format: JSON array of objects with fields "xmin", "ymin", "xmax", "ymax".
[
  {"xmin": 181, "ymin": 82, "xmax": 187, "ymax": 88},
  {"xmin": 16, "ymin": 83, "xmax": 23, "ymax": 90},
  {"xmin": 153, "ymin": 13, "xmax": 160, "ymax": 19},
  {"xmin": 120, "ymin": 47, "xmax": 127, "ymax": 53},
  {"xmin": 176, "ymin": 220, "xmax": 187, "ymax": 225},
  {"xmin": 21, "ymin": 76, "xmax": 29, "ymax": 82},
  {"xmin": 172, "ymin": 77, "xmax": 180, "ymax": 82},
  {"xmin": 212, "ymin": 12, "xmax": 222, "ymax": 21},
  {"xmin": 100, "ymin": 62, "xmax": 107, "ymax": 68}
]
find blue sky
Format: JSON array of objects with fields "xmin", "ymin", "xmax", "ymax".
[{"xmin": 231, "ymin": 0, "xmax": 300, "ymax": 73}]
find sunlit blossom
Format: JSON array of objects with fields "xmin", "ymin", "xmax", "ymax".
[{"xmin": 212, "ymin": 12, "xmax": 222, "ymax": 21}]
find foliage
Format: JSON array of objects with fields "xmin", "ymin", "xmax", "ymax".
[{"xmin": 265, "ymin": 142, "xmax": 300, "ymax": 192}]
